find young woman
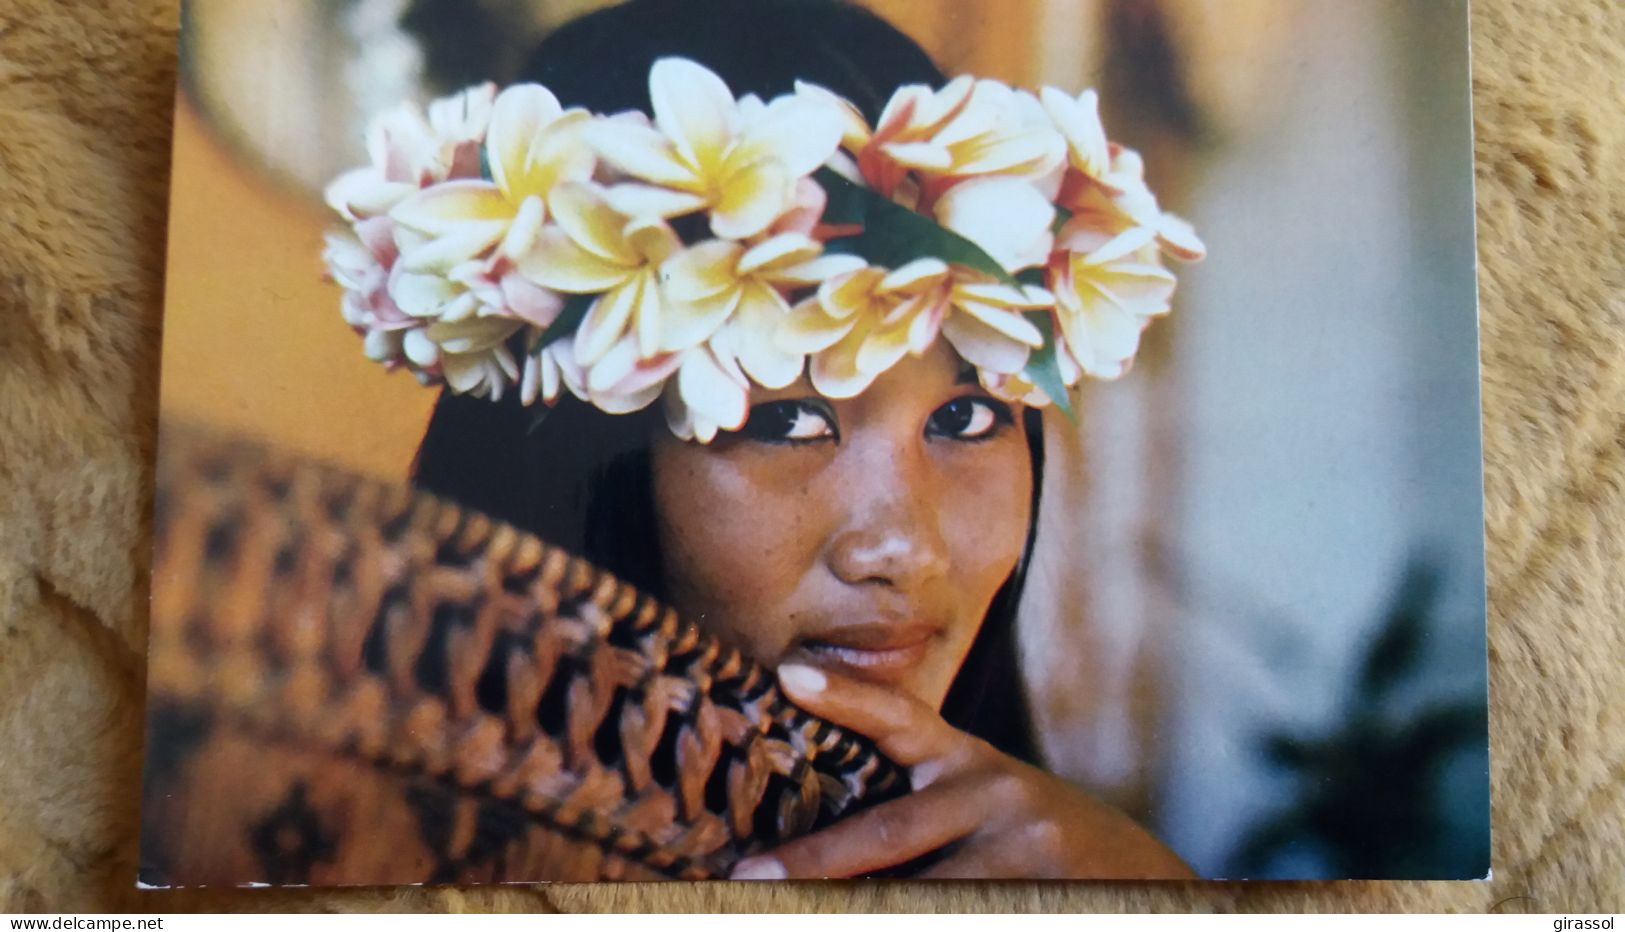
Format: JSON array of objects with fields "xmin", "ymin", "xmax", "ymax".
[{"xmin": 403, "ymin": 0, "xmax": 1194, "ymax": 880}]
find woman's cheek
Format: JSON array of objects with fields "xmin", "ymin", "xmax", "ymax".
[
  {"xmin": 651, "ymin": 442, "xmax": 828, "ymax": 662},
  {"xmin": 937, "ymin": 435, "xmax": 1034, "ymax": 602}
]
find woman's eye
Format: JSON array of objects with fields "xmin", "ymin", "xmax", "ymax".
[
  {"xmin": 928, "ymin": 397, "xmax": 1011, "ymax": 441},
  {"xmin": 738, "ymin": 400, "xmax": 837, "ymax": 443}
]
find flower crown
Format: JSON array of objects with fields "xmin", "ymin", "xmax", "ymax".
[{"xmin": 324, "ymin": 57, "xmax": 1204, "ymax": 441}]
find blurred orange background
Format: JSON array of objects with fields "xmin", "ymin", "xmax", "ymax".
[{"xmin": 159, "ymin": 100, "xmax": 438, "ymax": 479}]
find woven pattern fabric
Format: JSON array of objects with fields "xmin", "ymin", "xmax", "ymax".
[
  {"xmin": 0, "ymin": 0, "xmax": 1622, "ymax": 913},
  {"xmin": 142, "ymin": 424, "xmax": 902, "ymax": 884}
]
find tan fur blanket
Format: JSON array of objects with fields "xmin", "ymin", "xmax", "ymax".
[{"xmin": 1, "ymin": 0, "xmax": 1621, "ymax": 913}]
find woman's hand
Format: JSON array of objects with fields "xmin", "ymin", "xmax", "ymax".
[{"xmin": 729, "ymin": 663, "xmax": 1196, "ymax": 880}]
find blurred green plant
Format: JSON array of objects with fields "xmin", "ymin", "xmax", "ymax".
[{"xmin": 1229, "ymin": 559, "xmax": 1489, "ymax": 879}]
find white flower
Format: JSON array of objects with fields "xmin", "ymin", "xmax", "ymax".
[
  {"xmin": 532, "ymin": 332, "xmax": 680, "ymax": 414},
  {"xmin": 662, "ymin": 233, "xmax": 864, "ymax": 388},
  {"xmin": 932, "ymin": 175, "xmax": 1055, "ymax": 272},
  {"xmin": 662, "ymin": 344, "xmax": 753, "ymax": 443},
  {"xmin": 515, "ymin": 181, "xmax": 682, "ymax": 366},
  {"xmin": 1048, "ymin": 225, "xmax": 1176, "ymax": 379},
  {"xmin": 1040, "ymin": 87, "xmax": 1111, "ymax": 183},
  {"xmin": 325, "ymin": 83, "xmax": 496, "ymax": 221},
  {"xmin": 779, "ymin": 260, "xmax": 1047, "ymax": 398},
  {"xmin": 415, "ymin": 315, "xmax": 523, "ymax": 400},
  {"xmin": 388, "ymin": 84, "xmax": 597, "ymax": 274},
  {"xmin": 587, "ymin": 58, "xmax": 845, "ymax": 239},
  {"xmin": 979, "ymin": 325, "xmax": 1083, "ymax": 405},
  {"xmin": 323, "ymin": 215, "xmax": 449, "ymax": 384},
  {"xmin": 1056, "ymin": 145, "xmax": 1206, "ymax": 263},
  {"xmin": 855, "ymin": 78, "xmax": 1065, "ymax": 204}
]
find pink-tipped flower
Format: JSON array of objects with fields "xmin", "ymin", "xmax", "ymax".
[
  {"xmin": 778, "ymin": 259, "xmax": 1046, "ymax": 399},
  {"xmin": 325, "ymin": 83, "xmax": 497, "ymax": 221}
]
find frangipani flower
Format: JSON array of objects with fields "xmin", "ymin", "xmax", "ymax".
[
  {"xmin": 516, "ymin": 181, "xmax": 681, "ymax": 367},
  {"xmin": 663, "ymin": 344, "xmax": 754, "ymax": 444},
  {"xmin": 1049, "ymin": 224, "xmax": 1177, "ymax": 379},
  {"xmin": 778, "ymin": 260, "xmax": 947, "ymax": 398},
  {"xmin": 662, "ymin": 233, "xmax": 864, "ymax": 388},
  {"xmin": 388, "ymin": 84, "xmax": 597, "ymax": 274},
  {"xmin": 1042, "ymin": 87, "xmax": 1205, "ymax": 265},
  {"xmin": 933, "ymin": 175, "xmax": 1055, "ymax": 272},
  {"xmin": 979, "ymin": 326, "xmax": 1083, "ymax": 406},
  {"xmin": 792, "ymin": 80, "xmax": 874, "ymax": 154},
  {"xmin": 1040, "ymin": 87, "xmax": 1112, "ymax": 185},
  {"xmin": 1054, "ymin": 144, "xmax": 1206, "ymax": 264},
  {"xmin": 325, "ymin": 217, "xmax": 404, "ymax": 332},
  {"xmin": 587, "ymin": 57, "xmax": 845, "ymax": 239},
  {"xmin": 766, "ymin": 177, "xmax": 830, "ymax": 238},
  {"xmin": 325, "ymin": 127, "xmax": 529, "ymax": 396},
  {"xmin": 855, "ymin": 77, "xmax": 1065, "ymax": 204},
  {"xmin": 333, "ymin": 220, "xmax": 563, "ymax": 400},
  {"xmin": 528, "ymin": 332, "xmax": 681, "ymax": 414},
  {"xmin": 324, "ymin": 216, "xmax": 447, "ymax": 382},
  {"xmin": 325, "ymin": 83, "xmax": 496, "ymax": 221},
  {"xmin": 779, "ymin": 259, "xmax": 1048, "ymax": 398},
  {"xmin": 445, "ymin": 259, "xmax": 568, "ymax": 329},
  {"xmin": 407, "ymin": 315, "xmax": 524, "ymax": 400},
  {"xmin": 941, "ymin": 275, "xmax": 1052, "ymax": 377}
]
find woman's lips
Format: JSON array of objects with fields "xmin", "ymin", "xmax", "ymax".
[{"xmin": 791, "ymin": 622, "xmax": 942, "ymax": 684}]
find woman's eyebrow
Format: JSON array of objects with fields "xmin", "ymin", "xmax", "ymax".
[{"xmin": 955, "ymin": 368, "xmax": 981, "ymax": 386}]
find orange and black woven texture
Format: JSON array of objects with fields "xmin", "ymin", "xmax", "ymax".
[{"xmin": 140, "ymin": 422, "xmax": 907, "ymax": 886}]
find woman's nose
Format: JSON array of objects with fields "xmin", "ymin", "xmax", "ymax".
[{"xmin": 825, "ymin": 454, "xmax": 950, "ymax": 592}]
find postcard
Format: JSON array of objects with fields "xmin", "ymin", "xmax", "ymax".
[{"xmin": 141, "ymin": 0, "xmax": 1487, "ymax": 885}]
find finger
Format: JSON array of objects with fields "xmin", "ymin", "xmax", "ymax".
[
  {"xmin": 913, "ymin": 848, "xmax": 1001, "ymax": 879},
  {"xmin": 776, "ymin": 663, "xmax": 971, "ymax": 769},
  {"xmin": 911, "ymin": 820, "xmax": 1068, "ymax": 880},
  {"xmin": 913, "ymin": 820, "xmax": 1198, "ymax": 880},
  {"xmin": 911, "ymin": 830, "xmax": 1038, "ymax": 879},
  {"xmin": 729, "ymin": 774, "xmax": 986, "ymax": 880}
]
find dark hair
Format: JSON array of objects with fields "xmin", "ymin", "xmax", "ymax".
[{"xmin": 411, "ymin": 0, "xmax": 1042, "ymax": 763}]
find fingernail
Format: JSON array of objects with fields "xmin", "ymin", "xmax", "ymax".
[
  {"xmin": 730, "ymin": 857, "xmax": 787, "ymax": 881},
  {"xmin": 777, "ymin": 663, "xmax": 826, "ymax": 697},
  {"xmin": 912, "ymin": 758, "xmax": 948, "ymax": 791}
]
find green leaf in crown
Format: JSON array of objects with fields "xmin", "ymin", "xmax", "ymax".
[
  {"xmin": 813, "ymin": 167, "xmax": 1020, "ymax": 287},
  {"xmin": 1021, "ymin": 310, "xmax": 1076, "ymax": 420}
]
